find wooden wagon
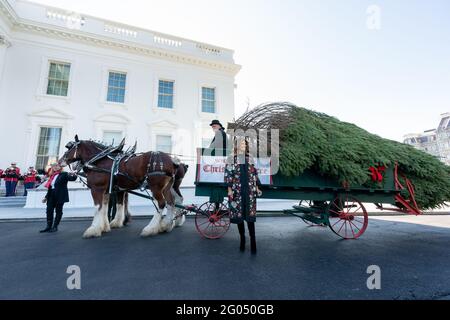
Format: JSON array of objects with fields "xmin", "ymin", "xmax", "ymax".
[{"xmin": 191, "ymin": 148, "xmax": 422, "ymax": 240}]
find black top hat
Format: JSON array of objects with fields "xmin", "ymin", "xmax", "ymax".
[{"xmin": 210, "ymin": 120, "xmax": 224, "ymax": 128}]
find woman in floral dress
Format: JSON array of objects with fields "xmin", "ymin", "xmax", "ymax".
[{"xmin": 225, "ymin": 138, "xmax": 262, "ymax": 254}]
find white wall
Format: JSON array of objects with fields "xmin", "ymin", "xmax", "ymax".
[
  {"xmin": 0, "ymin": 0, "xmax": 239, "ymax": 187},
  {"xmin": 0, "ymin": 26, "xmax": 237, "ymax": 186}
]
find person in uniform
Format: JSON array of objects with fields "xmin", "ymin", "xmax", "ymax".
[
  {"xmin": 23, "ymin": 166, "xmax": 39, "ymax": 196},
  {"xmin": 40, "ymin": 163, "xmax": 77, "ymax": 233},
  {"xmin": 4, "ymin": 162, "xmax": 20, "ymax": 197}
]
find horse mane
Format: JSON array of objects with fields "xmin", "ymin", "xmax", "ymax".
[{"xmin": 87, "ymin": 139, "xmax": 110, "ymax": 150}]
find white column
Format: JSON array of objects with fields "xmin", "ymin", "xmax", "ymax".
[{"xmin": 0, "ymin": 35, "xmax": 11, "ymax": 85}]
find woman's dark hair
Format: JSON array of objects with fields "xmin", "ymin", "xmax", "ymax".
[{"xmin": 232, "ymin": 137, "xmax": 250, "ymax": 157}]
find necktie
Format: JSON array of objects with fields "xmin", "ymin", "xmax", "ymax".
[{"xmin": 45, "ymin": 173, "xmax": 59, "ymax": 189}]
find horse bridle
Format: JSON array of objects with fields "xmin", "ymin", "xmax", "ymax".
[{"xmin": 62, "ymin": 141, "xmax": 84, "ymax": 175}]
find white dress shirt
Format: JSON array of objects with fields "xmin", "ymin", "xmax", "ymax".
[{"xmin": 50, "ymin": 174, "xmax": 59, "ymax": 189}]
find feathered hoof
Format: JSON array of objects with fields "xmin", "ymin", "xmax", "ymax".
[
  {"xmin": 140, "ymin": 225, "xmax": 160, "ymax": 237},
  {"xmin": 159, "ymin": 220, "xmax": 175, "ymax": 233},
  {"xmin": 83, "ymin": 227, "xmax": 102, "ymax": 239},
  {"xmin": 109, "ymin": 220, "xmax": 124, "ymax": 229},
  {"xmin": 174, "ymin": 215, "xmax": 186, "ymax": 228}
]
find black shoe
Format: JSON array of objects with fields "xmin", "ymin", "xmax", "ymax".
[
  {"xmin": 49, "ymin": 226, "xmax": 58, "ymax": 233},
  {"xmin": 250, "ymin": 241, "xmax": 257, "ymax": 255},
  {"xmin": 240, "ymin": 241, "xmax": 246, "ymax": 252},
  {"xmin": 40, "ymin": 227, "xmax": 52, "ymax": 233}
]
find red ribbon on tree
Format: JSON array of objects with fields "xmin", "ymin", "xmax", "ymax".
[{"xmin": 369, "ymin": 166, "xmax": 386, "ymax": 182}]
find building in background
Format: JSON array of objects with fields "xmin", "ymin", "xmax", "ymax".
[
  {"xmin": 0, "ymin": 0, "xmax": 240, "ymax": 185},
  {"xmin": 404, "ymin": 113, "xmax": 450, "ymax": 165}
]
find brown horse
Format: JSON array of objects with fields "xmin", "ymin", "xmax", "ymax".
[{"xmin": 59, "ymin": 135, "xmax": 188, "ymax": 238}]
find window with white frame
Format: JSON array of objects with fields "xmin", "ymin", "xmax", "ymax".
[
  {"xmin": 156, "ymin": 135, "xmax": 172, "ymax": 153},
  {"xmin": 158, "ymin": 80, "xmax": 174, "ymax": 109},
  {"xmin": 107, "ymin": 71, "xmax": 127, "ymax": 103},
  {"xmin": 103, "ymin": 131, "xmax": 123, "ymax": 146},
  {"xmin": 35, "ymin": 127, "xmax": 62, "ymax": 172},
  {"xmin": 46, "ymin": 62, "xmax": 71, "ymax": 96},
  {"xmin": 202, "ymin": 87, "xmax": 216, "ymax": 113}
]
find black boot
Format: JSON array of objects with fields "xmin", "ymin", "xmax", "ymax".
[
  {"xmin": 248, "ymin": 222, "xmax": 257, "ymax": 254},
  {"xmin": 250, "ymin": 239, "xmax": 257, "ymax": 254},
  {"xmin": 50, "ymin": 207, "xmax": 63, "ymax": 233},
  {"xmin": 41, "ymin": 198, "xmax": 55, "ymax": 233},
  {"xmin": 237, "ymin": 222, "xmax": 246, "ymax": 251},
  {"xmin": 40, "ymin": 223, "xmax": 52, "ymax": 233}
]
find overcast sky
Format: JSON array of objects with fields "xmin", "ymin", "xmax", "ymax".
[{"xmin": 32, "ymin": 0, "xmax": 450, "ymax": 141}]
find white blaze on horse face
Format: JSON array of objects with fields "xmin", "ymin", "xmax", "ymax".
[{"xmin": 140, "ymin": 207, "xmax": 164, "ymax": 237}]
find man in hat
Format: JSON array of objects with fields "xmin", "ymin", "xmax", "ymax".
[
  {"xmin": 209, "ymin": 120, "xmax": 228, "ymax": 153},
  {"xmin": 40, "ymin": 163, "xmax": 77, "ymax": 233},
  {"xmin": 4, "ymin": 162, "xmax": 20, "ymax": 197}
]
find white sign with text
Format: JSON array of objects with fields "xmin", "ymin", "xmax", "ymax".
[{"xmin": 196, "ymin": 155, "xmax": 272, "ymax": 185}]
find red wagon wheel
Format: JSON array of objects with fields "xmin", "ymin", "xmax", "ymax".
[
  {"xmin": 327, "ymin": 195, "xmax": 368, "ymax": 239},
  {"xmin": 195, "ymin": 201, "xmax": 231, "ymax": 240}
]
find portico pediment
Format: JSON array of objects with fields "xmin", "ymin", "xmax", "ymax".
[
  {"xmin": 94, "ymin": 113, "xmax": 130, "ymax": 124},
  {"xmin": 147, "ymin": 119, "xmax": 178, "ymax": 129},
  {"xmin": 27, "ymin": 107, "xmax": 74, "ymax": 119}
]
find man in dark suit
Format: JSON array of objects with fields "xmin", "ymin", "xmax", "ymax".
[
  {"xmin": 40, "ymin": 163, "xmax": 77, "ymax": 233},
  {"xmin": 209, "ymin": 120, "xmax": 228, "ymax": 154}
]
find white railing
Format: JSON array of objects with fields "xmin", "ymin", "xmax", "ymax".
[
  {"xmin": 104, "ymin": 24, "xmax": 138, "ymax": 38},
  {"xmin": 196, "ymin": 44, "xmax": 221, "ymax": 55},
  {"xmin": 8, "ymin": 0, "xmax": 234, "ymax": 62},
  {"xmin": 153, "ymin": 35, "xmax": 182, "ymax": 48},
  {"xmin": 46, "ymin": 9, "xmax": 85, "ymax": 29}
]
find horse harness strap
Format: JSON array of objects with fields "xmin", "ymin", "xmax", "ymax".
[
  {"xmin": 110, "ymin": 151, "xmax": 173, "ymax": 194},
  {"xmin": 109, "ymin": 153, "xmax": 124, "ymax": 194},
  {"xmin": 76, "ymin": 146, "xmax": 175, "ymax": 194}
]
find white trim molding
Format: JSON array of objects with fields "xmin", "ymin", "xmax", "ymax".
[
  {"xmin": 0, "ymin": 0, "xmax": 241, "ymax": 75},
  {"xmin": 100, "ymin": 65, "xmax": 131, "ymax": 109},
  {"xmin": 94, "ymin": 113, "xmax": 130, "ymax": 143},
  {"xmin": 35, "ymin": 55, "xmax": 76, "ymax": 103},
  {"xmin": 198, "ymin": 82, "xmax": 219, "ymax": 117},
  {"xmin": 147, "ymin": 119, "xmax": 178, "ymax": 152},
  {"xmin": 25, "ymin": 107, "xmax": 74, "ymax": 169},
  {"xmin": 153, "ymin": 75, "xmax": 178, "ymax": 114},
  {"xmin": 0, "ymin": 34, "xmax": 11, "ymax": 47}
]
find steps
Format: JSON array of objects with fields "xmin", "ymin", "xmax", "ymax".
[
  {"xmin": 0, "ymin": 196, "xmax": 27, "ymax": 207},
  {"xmin": 0, "ymin": 184, "xmax": 25, "ymax": 197}
]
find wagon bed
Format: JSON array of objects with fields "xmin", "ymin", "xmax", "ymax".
[{"xmin": 193, "ymin": 148, "xmax": 422, "ymax": 240}]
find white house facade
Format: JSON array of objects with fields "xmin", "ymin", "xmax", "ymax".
[{"xmin": 0, "ymin": 0, "xmax": 241, "ymax": 186}]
